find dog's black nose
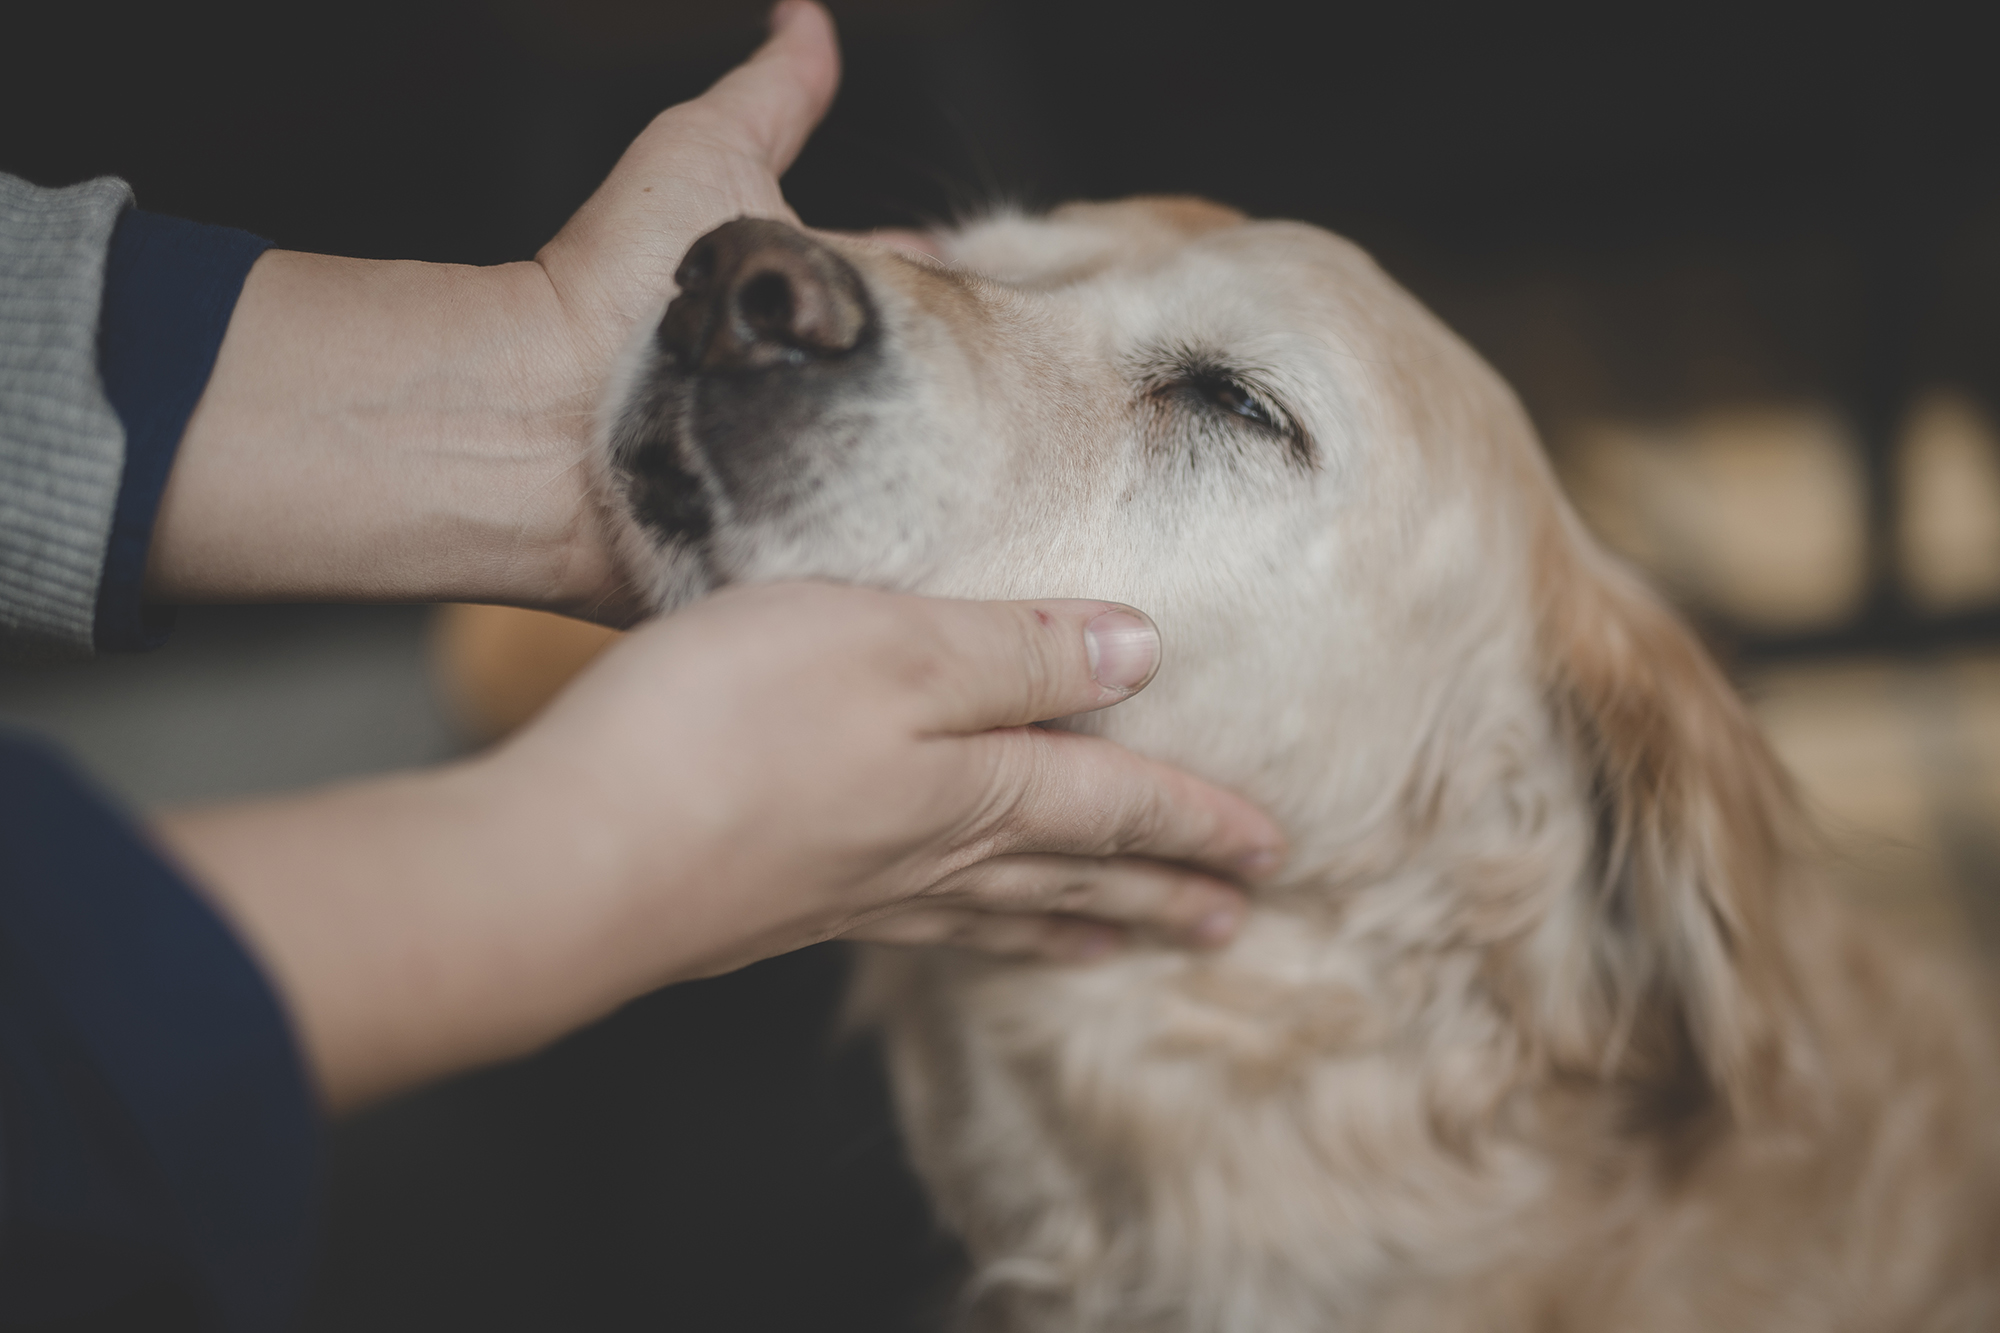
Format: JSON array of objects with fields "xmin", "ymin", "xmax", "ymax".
[{"xmin": 656, "ymin": 217, "xmax": 874, "ymax": 372}]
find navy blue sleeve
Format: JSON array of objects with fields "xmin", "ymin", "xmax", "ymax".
[
  {"xmin": 0, "ymin": 731, "xmax": 320, "ymax": 1331},
  {"xmin": 92, "ymin": 210, "xmax": 272, "ymax": 653}
]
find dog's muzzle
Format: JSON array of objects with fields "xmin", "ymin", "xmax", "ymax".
[{"xmin": 611, "ymin": 218, "xmax": 885, "ymax": 552}]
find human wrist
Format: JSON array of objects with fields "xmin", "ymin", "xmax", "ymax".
[
  {"xmin": 439, "ymin": 257, "xmax": 635, "ymax": 615},
  {"xmin": 145, "ymin": 250, "xmax": 623, "ymax": 613}
]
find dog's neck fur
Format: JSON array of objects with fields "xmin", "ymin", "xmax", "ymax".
[{"xmin": 882, "ymin": 447, "xmax": 1845, "ymax": 1328}]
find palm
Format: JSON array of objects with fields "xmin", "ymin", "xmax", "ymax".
[{"xmin": 535, "ymin": 1, "xmax": 838, "ymax": 369}]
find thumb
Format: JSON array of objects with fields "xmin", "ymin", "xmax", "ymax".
[
  {"xmin": 909, "ymin": 599, "xmax": 1165, "ymax": 735},
  {"xmin": 693, "ymin": 0, "xmax": 842, "ymax": 176}
]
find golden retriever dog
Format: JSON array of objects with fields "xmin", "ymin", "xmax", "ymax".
[{"xmin": 588, "ymin": 200, "xmax": 2000, "ymax": 1331}]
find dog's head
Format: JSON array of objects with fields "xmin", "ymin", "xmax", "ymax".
[
  {"xmin": 600, "ymin": 201, "xmax": 1540, "ymax": 828},
  {"xmin": 598, "ymin": 198, "xmax": 1807, "ymax": 1114}
]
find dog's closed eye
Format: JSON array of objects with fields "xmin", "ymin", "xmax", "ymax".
[
  {"xmin": 1147, "ymin": 354, "xmax": 1313, "ymax": 470},
  {"xmin": 1182, "ymin": 369, "xmax": 1280, "ymax": 432}
]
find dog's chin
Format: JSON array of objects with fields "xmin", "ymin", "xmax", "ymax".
[
  {"xmin": 635, "ymin": 539, "xmax": 721, "ymax": 616},
  {"xmin": 608, "ymin": 444, "xmax": 720, "ymax": 616},
  {"xmin": 616, "ymin": 411, "xmax": 884, "ymax": 615}
]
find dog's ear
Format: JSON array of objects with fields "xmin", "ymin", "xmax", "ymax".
[{"xmin": 1534, "ymin": 532, "xmax": 1810, "ymax": 1121}]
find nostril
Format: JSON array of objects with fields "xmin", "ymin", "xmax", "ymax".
[
  {"xmin": 669, "ymin": 218, "xmax": 875, "ymax": 370},
  {"xmin": 726, "ymin": 252, "xmax": 868, "ymax": 359},
  {"xmin": 674, "ymin": 243, "xmax": 716, "ymax": 292},
  {"xmin": 736, "ymin": 270, "xmax": 795, "ymax": 340}
]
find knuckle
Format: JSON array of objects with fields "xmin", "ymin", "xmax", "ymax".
[
  {"xmin": 970, "ymin": 860, "xmax": 1043, "ymax": 911},
  {"xmin": 948, "ymin": 738, "xmax": 1038, "ymax": 849},
  {"xmin": 898, "ymin": 915, "xmax": 954, "ymax": 947},
  {"xmin": 1019, "ymin": 626, "xmax": 1065, "ymax": 715},
  {"xmin": 1019, "ymin": 604, "xmax": 1087, "ymax": 718},
  {"xmin": 944, "ymin": 916, "xmax": 996, "ymax": 950},
  {"xmin": 1110, "ymin": 780, "xmax": 1179, "ymax": 858},
  {"xmin": 1162, "ymin": 869, "xmax": 1210, "ymax": 909},
  {"xmin": 1048, "ymin": 871, "xmax": 1104, "ymax": 912},
  {"xmin": 866, "ymin": 602, "xmax": 957, "ymax": 708},
  {"xmin": 946, "ymin": 856, "xmax": 1086, "ymax": 915}
]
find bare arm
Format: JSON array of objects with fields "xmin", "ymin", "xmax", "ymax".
[
  {"xmin": 157, "ymin": 589, "xmax": 1282, "ymax": 1111},
  {"xmin": 145, "ymin": 253, "xmax": 616, "ymax": 613}
]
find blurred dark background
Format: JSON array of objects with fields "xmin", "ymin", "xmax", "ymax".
[{"xmin": 4, "ymin": 1, "xmax": 1999, "ymax": 1329}]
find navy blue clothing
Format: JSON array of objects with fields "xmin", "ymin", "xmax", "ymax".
[
  {"xmin": 0, "ymin": 735, "xmax": 319, "ymax": 1332},
  {"xmin": 2, "ymin": 209, "xmax": 317, "ymax": 1332},
  {"xmin": 94, "ymin": 210, "xmax": 272, "ymax": 652}
]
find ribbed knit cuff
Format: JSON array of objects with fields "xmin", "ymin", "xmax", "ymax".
[{"xmin": 0, "ymin": 174, "xmax": 132, "ymax": 651}]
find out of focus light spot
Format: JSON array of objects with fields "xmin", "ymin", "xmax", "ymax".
[
  {"xmin": 1562, "ymin": 403, "xmax": 1869, "ymax": 633},
  {"xmin": 1897, "ymin": 388, "xmax": 2000, "ymax": 614}
]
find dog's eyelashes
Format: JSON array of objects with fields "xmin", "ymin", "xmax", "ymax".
[
  {"xmin": 1138, "ymin": 358, "xmax": 1316, "ymax": 470},
  {"xmin": 1131, "ymin": 352, "xmax": 1318, "ymax": 471},
  {"xmin": 1186, "ymin": 371, "xmax": 1278, "ymax": 430}
]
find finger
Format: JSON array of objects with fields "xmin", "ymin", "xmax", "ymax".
[
  {"xmin": 846, "ymin": 908, "xmax": 1125, "ymax": 962},
  {"xmin": 924, "ymin": 855, "xmax": 1245, "ymax": 946},
  {"xmin": 693, "ymin": 0, "xmax": 842, "ymax": 176},
  {"xmin": 904, "ymin": 598, "xmax": 1165, "ymax": 735},
  {"xmin": 962, "ymin": 727, "xmax": 1286, "ymax": 879}
]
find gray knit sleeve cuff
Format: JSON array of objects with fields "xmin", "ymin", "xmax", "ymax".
[{"xmin": 0, "ymin": 173, "xmax": 134, "ymax": 652}]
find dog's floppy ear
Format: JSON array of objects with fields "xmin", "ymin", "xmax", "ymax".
[{"xmin": 1534, "ymin": 531, "xmax": 1809, "ymax": 1120}]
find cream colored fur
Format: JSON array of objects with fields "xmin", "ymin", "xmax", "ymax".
[{"xmin": 604, "ymin": 199, "xmax": 2000, "ymax": 1331}]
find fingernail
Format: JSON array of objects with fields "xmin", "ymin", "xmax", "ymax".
[
  {"xmin": 1193, "ymin": 906, "xmax": 1241, "ymax": 946},
  {"xmin": 1085, "ymin": 608, "xmax": 1161, "ymax": 693}
]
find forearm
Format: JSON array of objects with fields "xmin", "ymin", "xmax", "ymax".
[
  {"xmin": 153, "ymin": 758, "xmax": 649, "ymax": 1112},
  {"xmin": 147, "ymin": 251, "xmax": 622, "ymax": 614},
  {"xmin": 144, "ymin": 585, "xmax": 1283, "ymax": 1113}
]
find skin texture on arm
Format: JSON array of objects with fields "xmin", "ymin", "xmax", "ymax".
[
  {"xmin": 147, "ymin": 253, "xmax": 611, "ymax": 610},
  {"xmin": 157, "ymin": 588, "xmax": 1283, "ymax": 1111}
]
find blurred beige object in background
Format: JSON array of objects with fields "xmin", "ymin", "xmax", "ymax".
[
  {"xmin": 430, "ymin": 604, "xmax": 621, "ymax": 741},
  {"xmin": 1562, "ymin": 403, "xmax": 1868, "ymax": 632},
  {"xmin": 1747, "ymin": 654, "xmax": 1995, "ymax": 954},
  {"xmin": 1896, "ymin": 388, "xmax": 2000, "ymax": 614}
]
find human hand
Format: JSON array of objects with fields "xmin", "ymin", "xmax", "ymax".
[
  {"xmin": 148, "ymin": 3, "xmax": 851, "ymax": 620},
  {"xmin": 159, "ymin": 583, "xmax": 1282, "ymax": 1109},
  {"xmin": 533, "ymin": 0, "xmax": 841, "ymax": 376},
  {"xmin": 496, "ymin": 584, "xmax": 1281, "ymax": 977}
]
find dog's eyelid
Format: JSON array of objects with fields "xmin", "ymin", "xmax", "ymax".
[{"xmin": 1137, "ymin": 353, "xmax": 1314, "ymax": 466}]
